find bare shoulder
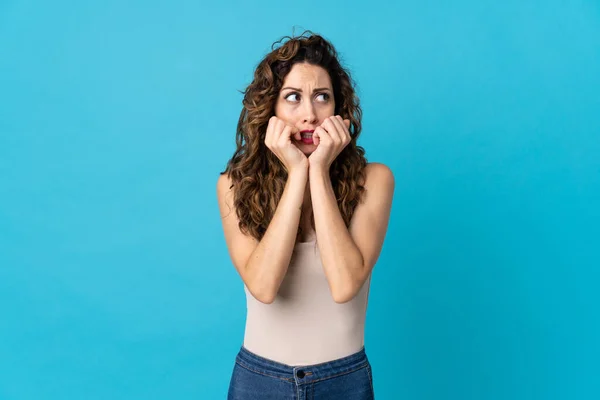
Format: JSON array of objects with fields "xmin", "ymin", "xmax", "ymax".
[
  {"xmin": 216, "ymin": 173, "xmax": 234, "ymax": 222},
  {"xmin": 216, "ymin": 172, "xmax": 233, "ymax": 195},
  {"xmin": 216, "ymin": 173, "xmax": 233, "ymax": 208},
  {"xmin": 364, "ymin": 162, "xmax": 395, "ymax": 190}
]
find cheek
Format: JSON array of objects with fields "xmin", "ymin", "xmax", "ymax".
[
  {"xmin": 317, "ymin": 110, "xmax": 335, "ymax": 123},
  {"xmin": 319, "ymin": 103, "xmax": 335, "ymax": 116},
  {"xmin": 274, "ymin": 104, "xmax": 295, "ymax": 121},
  {"xmin": 273, "ymin": 103, "xmax": 282, "ymax": 118}
]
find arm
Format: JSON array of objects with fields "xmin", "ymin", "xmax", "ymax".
[
  {"xmin": 217, "ymin": 167, "xmax": 308, "ymax": 304},
  {"xmin": 310, "ymin": 162, "xmax": 395, "ymax": 303}
]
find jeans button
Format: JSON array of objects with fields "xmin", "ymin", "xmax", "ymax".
[{"xmin": 296, "ymin": 370, "xmax": 305, "ymax": 379}]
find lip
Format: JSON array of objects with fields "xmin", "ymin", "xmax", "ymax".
[{"xmin": 300, "ymin": 130, "xmax": 315, "ymax": 134}]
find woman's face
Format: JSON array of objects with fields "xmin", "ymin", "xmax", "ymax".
[{"xmin": 274, "ymin": 62, "xmax": 335, "ymax": 154}]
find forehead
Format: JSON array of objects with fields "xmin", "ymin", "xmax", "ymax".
[{"xmin": 282, "ymin": 63, "xmax": 332, "ymax": 88}]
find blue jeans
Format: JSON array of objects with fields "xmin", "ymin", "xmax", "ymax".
[{"xmin": 227, "ymin": 345, "xmax": 375, "ymax": 399}]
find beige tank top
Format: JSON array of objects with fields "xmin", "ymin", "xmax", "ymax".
[{"xmin": 242, "ymin": 239, "xmax": 372, "ymax": 366}]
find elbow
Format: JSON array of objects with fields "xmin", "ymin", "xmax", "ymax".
[
  {"xmin": 248, "ymin": 283, "xmax": 277, "ymax": 304},
  {"xmin": 332, "ymin": 274, "xmax": 363, "ymax": 304},
  {"xmin": 333, "ymin": 293, "xmax": 353, "ymax": 304},
  {"xmin": 243, "ymin": 267, "xmax": 279, "ymax": 304},
  {"xmin": 331, "ymin": 260, "xmax": 364, "ymax": 304},
  {"xmin": 257, "ymin": 292, "xmax": 276, "ymax": 304},
  {"xmin": 332, "ymin": 287, "xmax": 357, "ymax": 304}
]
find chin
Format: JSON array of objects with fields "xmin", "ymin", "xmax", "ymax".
[{"xmin": 295, "ymin": 142, "xmax": 315, "ymax": 154}]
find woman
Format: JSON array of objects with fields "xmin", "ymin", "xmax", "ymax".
[{"xmin": 217, "ymin": 31, "xmax": 394, "ymax": 399}]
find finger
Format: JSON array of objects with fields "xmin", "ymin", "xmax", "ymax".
[
  {"xmin": 335, "ymin": 116, "xmax": 351, "ymax": 142},
  {"xmin": 265, "ymin": 116, "xmax": 276, "ymax": 147},
  {"xmin": 340, "ymin": 116, "xmax": 351, "ymax": 130},
  {"xmin": 312, "ymin": 126, "xmax": 320, "ymax": 146},
  {"xmin": 313, "ymin": 126, "xmax": 329, "ymax": 146},
  {"xmin": 332, "ymin": 115, "xmax": 347, "ymax": 134},
  {"xmin": 336, "ymin": 116, "xmax": 351, "ymax": 133},
  {"xmin": 279, "ymin": 124, "xmax": 295, "ymax": 146},
  {"xmin": 322, "ymin": 117, "xmax": 342, "ymax": 144},
  {"xmin": 330, "ymin": 116, "xmax": 347, "ymax": 143},
  {"xmin": 282, "ymin": 122, "xmax": 300, "ymax": 142},
  {"xmin": 274, "ymin": 118, "xmax": 285, "ymax": 140},
  {"xmin": 288, "ymin": 124, "xmax": 301, "ymax": 141}
]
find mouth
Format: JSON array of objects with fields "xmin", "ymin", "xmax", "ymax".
[{"xmin": 298, "ymin": 130, "xmax": 315, "ymax": 145}]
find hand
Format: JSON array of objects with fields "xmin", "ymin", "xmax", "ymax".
[
  {"xmin": 265, "ymin": 116, "xmax": 308, "ymax": 174},
  {"xmin": 308, "ymin": 115, "xmax": 351, "ymax": 170}
]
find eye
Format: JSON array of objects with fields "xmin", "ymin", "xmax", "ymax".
[
  {"xmin": 316, "ymin": 92, "xmax": 330, "ymax": 102},
  {"xmin": 284, "ymin": 92, "xmax": 330, "ymax": 103},
  {"xmin": 285, "ymin": 92, "xmax": 300, "ymax": 102}
]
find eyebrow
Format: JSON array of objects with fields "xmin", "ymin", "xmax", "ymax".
[{"xmin": 281, "ymin": 87, "xmax": 331, "ymax": 92}]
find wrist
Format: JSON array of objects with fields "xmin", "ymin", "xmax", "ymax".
[
  {"xmin": 289, "ymin": 164, "xmax": 309, "ymax": 178},
  {"xmin": 309, "ymin": 164, "xmax": 329, "ymax": 177}
]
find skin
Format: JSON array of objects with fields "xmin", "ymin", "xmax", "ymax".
[
  {"xmin": 216, "ymin": 61, "xmax": 395, "ymax": 304},
  {"xmin": 274, "ymin": 62, "xmax": 350, "ymax": 240},
  {"xmin": 271, "ymin": 62, "xmax": 394, "ymax": 303}
]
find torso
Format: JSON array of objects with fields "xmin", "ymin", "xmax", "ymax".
[
  {"xmin": 297, "ymin": 231, "xmax": 316, "ymax": 243},
  {"xmin": 242, "ymin": 233, "xmax": 371, "ymax": 366},
  {"xmin": 296, "ymin": 215, "xmax": 316, "ymax": 243}
]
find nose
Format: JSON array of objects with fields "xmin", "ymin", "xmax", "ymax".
[{"xmin": 302, "ymin": 101, "xmax": 317, "ymax": 125}]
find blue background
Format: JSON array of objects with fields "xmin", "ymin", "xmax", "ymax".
[{"xmin": 1, "ymin": 0, "xmax": 599, "ymax": 399}]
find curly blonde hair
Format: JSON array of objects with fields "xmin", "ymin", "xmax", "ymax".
[{"xmin": 220, "ymin": 31, "xmax": 368, "ymax": 242}]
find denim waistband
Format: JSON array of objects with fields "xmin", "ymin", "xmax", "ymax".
[{"xmin": 235, "ymin": 345, "xmax": 369, "ymax": 384}]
